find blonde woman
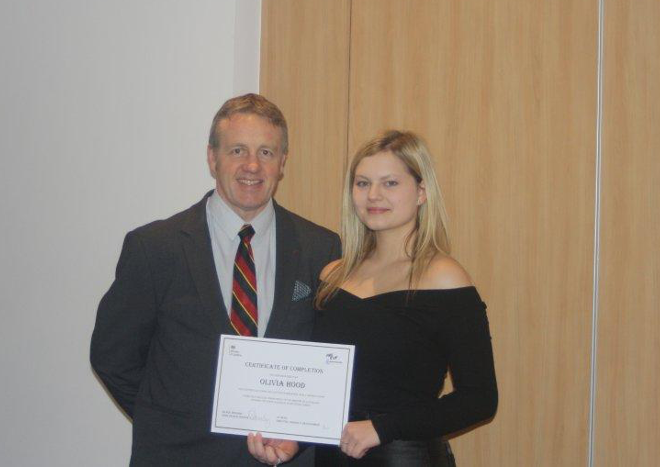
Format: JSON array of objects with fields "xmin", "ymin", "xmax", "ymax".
[
  {"xmin": 313, "ymin": 130, "xmax": 497, "ymax": 466},
  {"xmin": 247, "ymin": 130, "xmax": 497, "ymax": 466}
]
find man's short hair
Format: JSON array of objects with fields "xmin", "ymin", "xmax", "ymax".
[{"xmin": 208, "ymin": 93, "xmax": 289, "ymax": 154}]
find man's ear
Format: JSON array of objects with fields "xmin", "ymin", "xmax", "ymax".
[
  {"xmin": 279, "ymin": 154, "xmax": 288, "ymax": 180},
  {"xmin": 207, "ymin": 145, "xmax": 217, "ymax": 179}
]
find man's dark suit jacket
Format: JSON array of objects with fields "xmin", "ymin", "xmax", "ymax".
[{"xmin": 91, "ymin": 192, "xmax": 341, "ymax": 466}]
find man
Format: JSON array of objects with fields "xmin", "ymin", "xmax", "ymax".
[{"xmin": 91, "ymin": 94, "xmax": 341, "ymax": 466}]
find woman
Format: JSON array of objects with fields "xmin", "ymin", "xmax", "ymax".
[{"xmin": 248, "ymin": 130, "xmax": 497, "ymax": 466}]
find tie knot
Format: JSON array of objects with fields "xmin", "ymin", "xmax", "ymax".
[{"xmin": 238, "ymin": 224, "xmax": 255, "ymax": 242}]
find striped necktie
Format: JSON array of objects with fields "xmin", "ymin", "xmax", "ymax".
[{"xmin": 230, "ymin": 224, "xmax": 258, "ymax": 336}]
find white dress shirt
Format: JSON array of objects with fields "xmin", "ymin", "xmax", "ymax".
[{"xmin": 205, "ymin": 190, "xmax": 276, "ymax": 337}]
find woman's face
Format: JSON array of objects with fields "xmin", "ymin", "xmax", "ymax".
[{"xmin": 352, "ymin": 151, "xmax": 426, "ymax": 234}]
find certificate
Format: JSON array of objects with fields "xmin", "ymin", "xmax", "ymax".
[{"xmin": 211, "ymin": 335, "xmax": 355, "ymax": 445}]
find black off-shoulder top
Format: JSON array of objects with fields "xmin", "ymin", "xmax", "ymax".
[{"xmin": 312, "ymin": 286, "xmax": 498, "ymax": 444}]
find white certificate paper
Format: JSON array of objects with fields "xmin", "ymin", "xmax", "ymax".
[{"xmin": 211, "ymin": 335, "xmax": 355, "ymax": 445}]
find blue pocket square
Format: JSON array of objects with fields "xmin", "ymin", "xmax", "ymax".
[{"xmin": 292, "ymin": 280, "xmax": 312, "ymax": 301}]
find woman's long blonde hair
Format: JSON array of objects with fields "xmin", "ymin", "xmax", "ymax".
[{"xmin": 315, "ymin": 130, "xmax": 451, "ymax": 308}]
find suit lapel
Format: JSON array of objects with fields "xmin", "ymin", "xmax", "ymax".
[
  {"xmin": 180, "ymin": 191, "xmax": 233, "ymax": 335},
  {"xmin": 265, "ymin": 202, "xmax": 300, "ymax": 338}
]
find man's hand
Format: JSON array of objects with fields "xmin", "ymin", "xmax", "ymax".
[
  {"xmin": 339, "ymin": 420, "xmax": 381, "ymax": 459},
  {"xmin": 247, "ymin": 432, "xmax": 299, "ymax": 465}
]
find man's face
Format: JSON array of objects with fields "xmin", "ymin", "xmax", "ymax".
[{"xmin": 207, "ymin": 113, "xmax": 287, "ymax": 221}]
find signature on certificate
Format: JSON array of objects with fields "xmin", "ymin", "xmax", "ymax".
[{"xmin": 248, "ymin": 409, "xmax": 271, "ymax": 427}]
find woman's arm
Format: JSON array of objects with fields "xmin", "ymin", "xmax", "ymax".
[{"xmin": 371, "ymin": 301, "xmax": 498, "ymax": 443}]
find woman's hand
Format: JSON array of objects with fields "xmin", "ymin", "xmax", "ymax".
[
  {"xmin": 340, "ymin": 420, "xmax": 381, "ymax": 459},
  {"xmin": 247, "ymin": 432, "xmax": 299, "ymax": 465}
]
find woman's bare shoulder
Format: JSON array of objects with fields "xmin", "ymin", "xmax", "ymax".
[{"xmin": 420, "ymin": 254, "xmax": 473, "ymax": 290}]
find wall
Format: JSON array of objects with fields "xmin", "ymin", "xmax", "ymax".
[
  {"xmin": 0, "ymin": 0, "xmax": 260, "ymax": 464},
  {"xmin": 260, "ymin": 0, "xmax": 351, "ymax": 233},
  {"xmin": 261, "ymin": 0, "xmax": 659, "ymax": 465},
  {"xmin": 595, "ymin": 0, "xmax": 660, "ymax": 465}
]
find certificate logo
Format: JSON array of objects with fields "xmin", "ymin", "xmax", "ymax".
[
  {"xmin": 325, "ymin": 353, "xmax": 343, "ymax": 365},
  {"xmin": 227, "ymin": 343, "xmax": 242, "ymax": 357}
]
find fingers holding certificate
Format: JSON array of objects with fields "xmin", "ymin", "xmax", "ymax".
[
  {"xmin": 211, "ymin": 335, "xmax": 355, "ymax": 445},
  {"xmin": 246, "ymin": 433, "xmax": 298, "ymax": 465}
]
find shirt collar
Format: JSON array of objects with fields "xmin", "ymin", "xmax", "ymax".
[{"xmin": 207, "ymin": 190, "xmax": 275, "ymax": 240}]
